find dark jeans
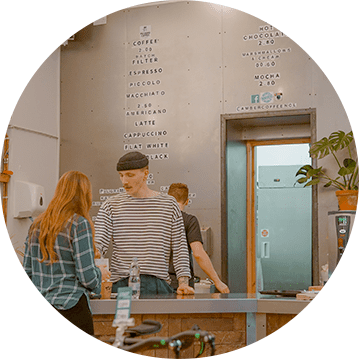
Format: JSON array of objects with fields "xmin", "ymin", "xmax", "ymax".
[
  {"xmin": 55, "ymin": 294, "xmax": 94, "ymax": 335},
  {"xmin": 112, "ymin": 274, "xmax": 175, "ymax": 296}
]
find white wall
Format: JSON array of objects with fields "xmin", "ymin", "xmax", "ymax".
[{"xmin": 7, "ymin": 49, "xmax": 60, "ymax": 260}]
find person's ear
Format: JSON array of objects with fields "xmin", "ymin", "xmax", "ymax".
[{"xmin": 144, "ymin": 169, "xmax": 149, "ymax": 179}]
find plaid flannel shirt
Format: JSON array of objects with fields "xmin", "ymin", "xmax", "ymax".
[{"xmin": 23, "ymin": 214, "xmax": 102, "ymax": 310}]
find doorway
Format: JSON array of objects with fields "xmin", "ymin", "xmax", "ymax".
[
  {"xmin": 254, "ymin": 141, "xmax": 312, "ymax": 293},
  {"xmin": 221, "ymin": 109, "xmax": 318, "ymax": 293}
]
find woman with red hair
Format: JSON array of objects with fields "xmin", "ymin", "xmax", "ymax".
[{"xmin": 23, "ymin": 171, "xmax": 109, "ymax": 335}]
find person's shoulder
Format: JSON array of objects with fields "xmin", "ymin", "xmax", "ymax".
[
  {"xmin": 160, "ymin": 193, "xmax": 180, "ymax": 205},
  {"xmin": 73, "ymin": 214, "xmax": 89, "ymax": 225},
  {"xmin": 160, "ymin": 192, "xmax": 174, "ymax": 200},
  {"xmin": 70, "ymin": 215, "xmax": 91, "ymax": 232},
  {"xmin": 182, "ymin": 211, "xmax": 198, "ymax": 223}
]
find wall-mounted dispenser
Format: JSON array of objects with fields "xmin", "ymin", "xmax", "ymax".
[{"xmin": 14, "ymin": 181, "xmax": 46, "ymax": 219}]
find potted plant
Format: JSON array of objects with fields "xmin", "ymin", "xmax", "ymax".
[{"xmin": 296, "ymin": 130, "xmax": 358, "ymax": 210}]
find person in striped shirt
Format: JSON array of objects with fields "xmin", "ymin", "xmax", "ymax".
[
  {"xmin": 94, "ymin": 151, "xmax": 194, "ymax": 296},
  {"xmin": 23, "ymin": 171, "xmax": 110, "ymax": 335}
]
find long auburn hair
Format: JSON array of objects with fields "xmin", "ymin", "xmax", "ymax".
[{"xmin": 29, "ymin": 171, "xmax": 95, "ymax": 263}]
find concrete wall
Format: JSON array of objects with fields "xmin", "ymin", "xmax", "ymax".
[
  {"xmin": 57, "ymin": 1, "xmax": 351, "ymax": 286},
  {"xmin": 7, "ymin": 49, "xmax": 60, "ymax": 260}
]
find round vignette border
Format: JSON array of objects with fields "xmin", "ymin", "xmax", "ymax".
[{"xmin": 0, "ymin": 1, "xmax": 358, "ymax": 358}]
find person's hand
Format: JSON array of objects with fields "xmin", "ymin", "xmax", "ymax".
[
  {"xmin": 215, "ymin": 280, "xmax": 230, "ymax": 294},
  {"xmin": 177, "ymin": 284, "xmax": 195, "ymax": 295}
]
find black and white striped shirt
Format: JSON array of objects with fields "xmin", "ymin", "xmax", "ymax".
[{"xmin": 94, "ymin": 192, "xmax": 191, "ymax": 284}]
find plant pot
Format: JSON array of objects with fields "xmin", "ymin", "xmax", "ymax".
[{"xmin": 335, "ymin": 190, "xmax": 358, "ymax": 211}]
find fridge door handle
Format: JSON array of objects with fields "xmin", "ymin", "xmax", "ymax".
[{"xmin": 261, "ymin": 242, "xmax": 270, "ymax": 258}]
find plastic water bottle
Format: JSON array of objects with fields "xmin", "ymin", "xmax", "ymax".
[{"xmin": 128, "ymin": 257, "xmax": 140, "ymax": 299}]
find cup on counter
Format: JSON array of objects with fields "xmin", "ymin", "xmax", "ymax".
[
  {"xmin": 194, "ymin": 279, "xmax": 214, "ymax": 294},
  {"xmin": 95, "ymin": 258, "xmax": 109, "ymax": 269},
  {"xmin": 95, "ymin": 258, "xmax": 112, "ymax": 299},
  {"xmin": 101, "ymin": 281, "xmax": 113, "ymax": 299}
]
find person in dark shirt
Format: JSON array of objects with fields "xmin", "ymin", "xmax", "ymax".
[{"xmin": 168, "ymin": 183, "xmax": 230, "ymax": 293}]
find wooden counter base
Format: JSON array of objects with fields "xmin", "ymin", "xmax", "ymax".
[{"xmin": 93, "ymin": 312, "xmax": 296, "ymax": 357}]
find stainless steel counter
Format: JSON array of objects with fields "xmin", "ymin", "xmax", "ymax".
[
  {"xmin": 90, "ymin": 293, "xmax": 309, "ymax": 315},
  {"xmin": 90, "ymin": 293, "xmax": 312, "ymax": 346}
]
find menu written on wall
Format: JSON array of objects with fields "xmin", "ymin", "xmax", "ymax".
[
  {"xmin": 237, "ymin": 24, "xmax": 297, "ymax": 112},
  {"xmin": 93, "ymin": 26, "xmax": 171, "ymax": 210},
  {"xmin": 124, "ymin": 28, "xmax": 198, "ymax": 205},
  {"xmin": 124, "ymin": 25, "xmax": 170, "ymax": 164}
]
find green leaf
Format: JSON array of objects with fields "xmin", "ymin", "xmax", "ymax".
[
  {"xmin": 296, "ymin": 165, "xmax": 313, "ymax": 176},
  {"xmin": 300, "ymin": 164, "xmax": 313, "ymax": 171},
  {"xmin": 329, "ymin": 130, "xmax": 353, "ymax": 151},
  {"xmin": 305, "ymin": 178, "xmax": 321, "ymax": 186},
  {"xmin": 297, "ymin": 178, "xmax": 308, "ymax": 184},
  {"xmin": 338, "ymin": 166, "xmax": 354, "ymax": 176},
  {"xmin": 351, "ymin": 168, "xmax": 359, "ymax": 189},
  {"xmin": 307, "ymin": 167, "xmax": 322, "ymax": 177},
  {"xmin": 324, "ymin": 181, "xmax": 332, "ymax": 187},
  {"xmin": 296, "ymin": 169, "xmax": 307, "ymax": 176},
  {"xmin": 309, "ymin": 137, "xmax": 332, "ymax": 159},
  {"xmin": 343, "ymin": 158, "xmax": 356, "ymax": 170}
]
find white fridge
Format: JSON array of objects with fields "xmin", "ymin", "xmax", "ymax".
[{"xmin": 256, "ymin": 165, "xmax": 312, "ymax": 291}]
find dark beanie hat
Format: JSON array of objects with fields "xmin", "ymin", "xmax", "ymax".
[{"xmin": 116, "ymin": 151, "xmax": 149, "ymax": 171}]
